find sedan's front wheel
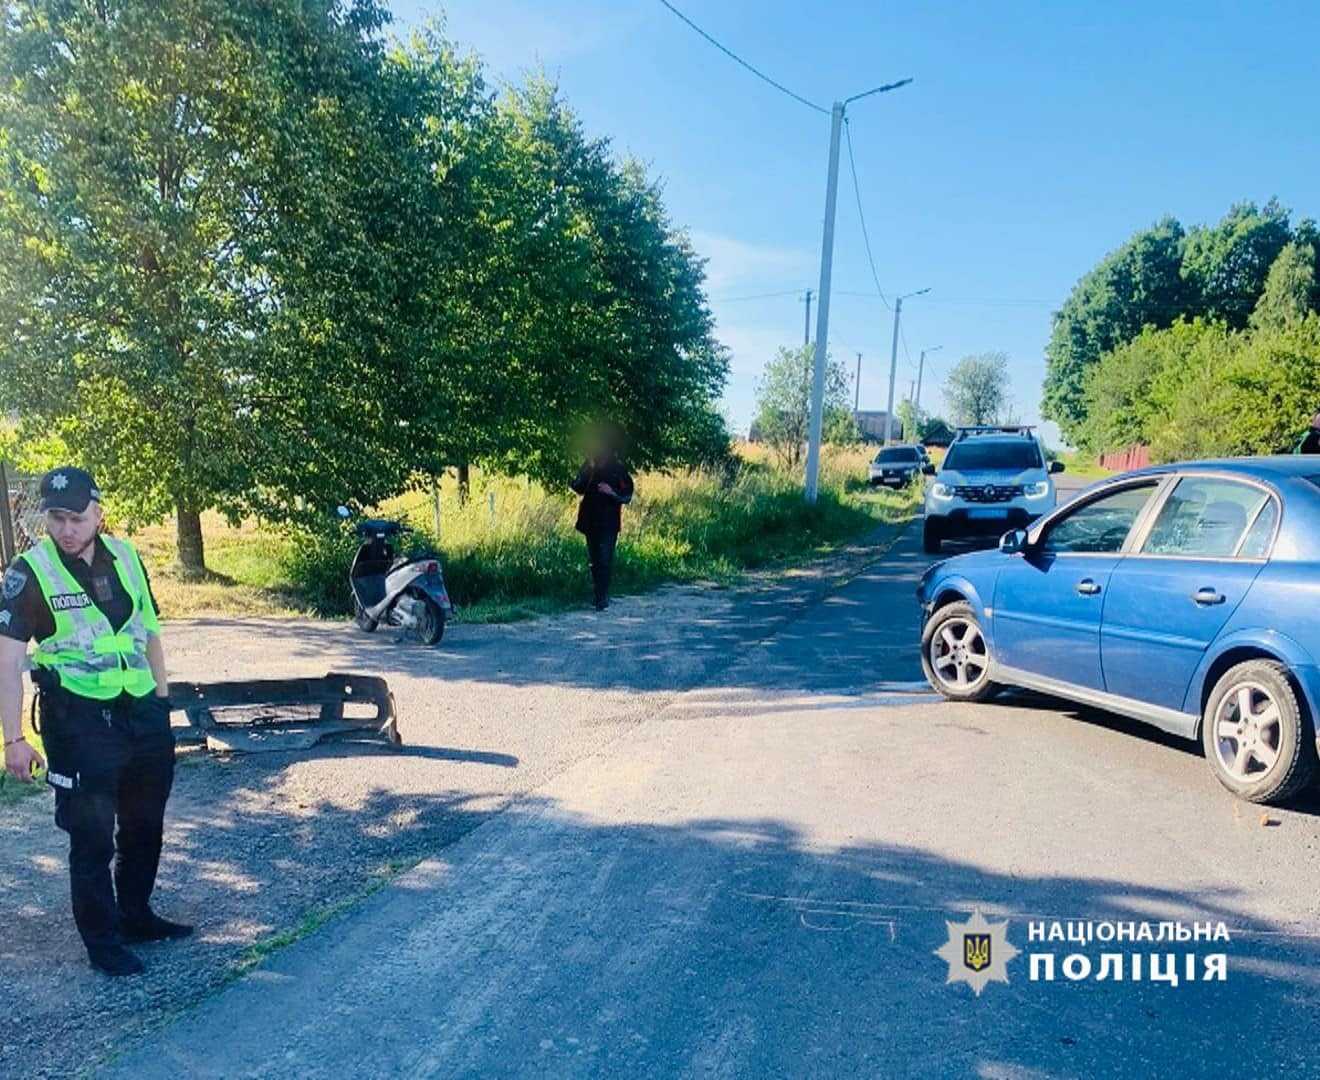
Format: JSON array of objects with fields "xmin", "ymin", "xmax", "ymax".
[
  {"xmin": 921, "ymin": 601, "xmax": 999, "ymax": 702},
  {"xmin": 1202, "ymin": 660, "xmax": 1315, "ymax": 804}
]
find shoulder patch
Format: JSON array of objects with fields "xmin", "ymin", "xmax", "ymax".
[
  {"xmin": 2, "ymin": 566, "xmax": 27, "ymax": 600},
  {"xmin": 0, "ymin": 610, "xmax": 11, "ymax": 627}
]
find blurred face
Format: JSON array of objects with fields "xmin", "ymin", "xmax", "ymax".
[{"xmin": 45, "ymin": 503, "xmax": 102, "ymax": 557}]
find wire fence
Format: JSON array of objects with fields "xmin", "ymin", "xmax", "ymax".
[{"xmin": 0, "ymin": 463, "xmax": 43, "ymax": 568}]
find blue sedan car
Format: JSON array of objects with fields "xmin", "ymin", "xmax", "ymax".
[{"xmin": 916, "ymin": 458, "xmax": 1320, "ymax": 804}]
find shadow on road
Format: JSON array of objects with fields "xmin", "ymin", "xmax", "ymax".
[{"xmin": 94, "ymin": 793, "xmax": 1320, "ymax": 1079}]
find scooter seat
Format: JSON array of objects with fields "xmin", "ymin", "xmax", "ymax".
[{"xmin": 356, "ymin": 518, "xmax": 402, "ymax": 538}]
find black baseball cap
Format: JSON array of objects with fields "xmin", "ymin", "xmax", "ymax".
[{"xmin": 38, "ymin": 467, "xmax": 102, "ymax": 513}]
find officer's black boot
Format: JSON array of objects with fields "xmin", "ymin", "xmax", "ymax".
[{"xmin": 87, "ymin": 942, "xmax": 145, "ymax": 977}]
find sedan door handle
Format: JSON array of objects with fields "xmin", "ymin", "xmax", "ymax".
[
  {"xmin": 1193, "ymin": 588, "xmax": 1226, "ymax": 606},
  {"xmin": 1076, "ymin": 579, "xmax": 1101, "ymax": 596}
]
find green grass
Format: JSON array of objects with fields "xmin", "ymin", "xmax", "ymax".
[
  {"xmin": 232, "ymin": 856, "xmax": 420, "ymax": 975},
  {"xmin": 1056, "ymin": 451, "xmax": 1114, "ymax": 482},
  {"xmin": 126, "ymin": 446, "xmax": 920, "ymax": 624}
]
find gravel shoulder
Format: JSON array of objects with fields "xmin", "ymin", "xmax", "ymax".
[{"xmin": 0, "ymin": 517, "xmax": 913, "ymax": 1080}]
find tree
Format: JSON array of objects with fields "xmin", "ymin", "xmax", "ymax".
[
  {"xmin": 753, "ymin": 345, "xmax": 851, "ymax": 468},
  {"xmin": 1075, "ymin": 315, "xmax": 1320, "ymax": 461},
  {"xmin": 895, "ymin": 399, "xmax": 924, "ymax": 442},
  {"xmin": 1181, "ymin": 200, "xmax": 1293, "ymax": 329},
  {"xmin": 918, "ymin": 415, "xmax": 954, "ymax": 445},
  {"xmin": 944, "ymin": 352, "xmax": 1011, "ymax": 426},
  {"xmin": 0, "ymin": 9, "xmax": 730, "ymax": 572},
  {"xmin": 1251, "ymin": 239, "xmax": 1320, "ymax": 331},
  {"xmin": 1041, "ymin": 217, "xmax": 1188, "ymax": 444},
  {"xmin": 0, "ymin": 0, "xmax": 408, "ymax": 573}
]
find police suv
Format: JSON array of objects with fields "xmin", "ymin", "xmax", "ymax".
[{"xmin": 922, "ymin": 426, "xmax": 1065, "ymax": 553}]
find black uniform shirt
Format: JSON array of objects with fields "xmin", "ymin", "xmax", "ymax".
[{"xmin": 0, "ymin": 537, "xmax": 159, "ymax": 643}]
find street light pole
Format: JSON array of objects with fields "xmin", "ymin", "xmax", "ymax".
[
  {"xmin": 803, "ymin": 289, "xmax": 813, "ymax": 347},
  {"xmin": 883, "ymin": 287, "xmax": 930, "ymax": 444},
  {"xmin": 915, "ymin": 344, "xmax": 942, "ymax": 416},
  {"xmin": 803, "ymin": 101, "xmax": 844, "ymax": 506},
  {"xmin": 854, "ymin": 352, "xmax": 862, "ymax": 413},
  {"xmin": 803, "ymin": 77, "xmax": 912, "ymax": 505}
]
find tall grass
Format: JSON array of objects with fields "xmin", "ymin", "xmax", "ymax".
[{"xmin": 130, "ymin": 445, "xmax": 917, "ymax": 622}]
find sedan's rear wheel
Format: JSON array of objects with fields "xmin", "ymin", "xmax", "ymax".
[
  {"xmin": 921, "ymin": 601, "xmax": 999, "ymax": 702},
  {"xmin": 1202, "ymin": 660, "xmax": 1316, "ymax": 804}
]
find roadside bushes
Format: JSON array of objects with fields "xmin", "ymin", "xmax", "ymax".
[{"xmin": 1077, "ymin": 314, "xmax": 1320, "ymax": 462}]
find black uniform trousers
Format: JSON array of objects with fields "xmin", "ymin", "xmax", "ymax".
[
  {"xmin": 38, "ymin": 686, "xmax": 175, "ymax": 952},
  {"xmin": 585, "ymin": 529, "xmax": 619, "ymax": 608}
]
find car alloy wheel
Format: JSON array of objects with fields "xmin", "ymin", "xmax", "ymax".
[
  {"xmin": 1212, "ymin": 681, "xmax": 1283, "ymax": 781},
  {"xmin": 1202, "ymin": 659, "xmax": 1316, "ymax": 804},
  {"xmin": 929, "ymin": 616, "xmax": 989, "ymax": 691}
]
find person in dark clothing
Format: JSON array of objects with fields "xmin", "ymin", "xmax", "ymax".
[
  {"xmin": 570, "ymin": 446, "xmax": 634, "ymax": 611},
  {"xmin": 1297, "ymin": 411, "xmax": 1320, "ymax": 454},
  {"xmin": 1, "ymin": 467, "xmax": 192, "ymax": 977}
]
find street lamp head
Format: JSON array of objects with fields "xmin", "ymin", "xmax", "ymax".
[{"xmin": 844, "ymin": 77, "xmax": 914, "ymax": 106}]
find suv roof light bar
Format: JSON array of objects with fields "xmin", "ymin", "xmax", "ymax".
[{"xmin": 953, "ymin": 424, "xmax": 1037, "ymax": 439}]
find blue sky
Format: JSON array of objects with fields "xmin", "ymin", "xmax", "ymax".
[{"xmin": 389, "ymin": 0, "xmax": 1320, "ymax": 446}]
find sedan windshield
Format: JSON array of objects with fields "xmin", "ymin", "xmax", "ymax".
[
  {"xmin": 943, "ymin": 439, "xmax": 1042, "ymax": 472},
  {"xmin": 876, "ymin": 448, "xmax": 919, "ymax": 463}
]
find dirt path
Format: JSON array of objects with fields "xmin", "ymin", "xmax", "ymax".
[{"xmin": 0, "ymin": 520, "xmax": 912, "ymax": 1080}]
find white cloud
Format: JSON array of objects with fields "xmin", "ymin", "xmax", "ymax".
[{"xmin": 689, "ymin": 230, "xmax": 813, "ymax": 294}]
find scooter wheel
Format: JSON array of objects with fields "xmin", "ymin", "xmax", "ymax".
[
  {"xmin": 417, "ymin": 597, "xmax": 445, "ymax": 646},
  {"xmin": 354, "ymin": 599, "xmax": 379, "ymax": 633}
]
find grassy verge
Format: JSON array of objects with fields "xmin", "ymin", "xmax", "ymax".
[
  {"xmin": 124, "ymin": 445, "xmax": 919, "ymax": 624},
  {"xmin": 1056, "ymin": 451, "xmax": 1114, "ymax": 482}
]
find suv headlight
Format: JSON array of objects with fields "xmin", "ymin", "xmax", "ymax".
[
  {"xmin": 930, "ymin": 483, "xmax": 954, "ymax": 500},
  {"xmin": 1025, "ymin": 481, "xmax": 1050, "ymax": 499}
]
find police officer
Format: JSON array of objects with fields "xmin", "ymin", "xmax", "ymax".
[{"xmin": 0, "ymin": 467, "xmax": 191, "ymax": 976}]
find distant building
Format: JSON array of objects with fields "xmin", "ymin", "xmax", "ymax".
[{"xmin": 854, "ymin": 410, "xmax": 896, "ymax": 444}]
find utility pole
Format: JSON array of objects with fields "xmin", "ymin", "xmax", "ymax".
[
  {"xmin": 803, "ymin": 101, "xmax": 844, "ymax": 505},
  {"xmin": 883, "ymin": 288, "xmax": 930, "ymax": 444},
  {"xmin": 854, "ymin": 352, "xmax": 862, "ymax": 413},
  {"xmin": 915, "ymin": 344, "xmax": 941, "ymax": 416},
  {"xmin": 803, "ymin": 289, "xmax": 813, "ymax": 347},
  {"xmin": 803, "ymin": 78, "xmax": 911, "ymax": 503}
]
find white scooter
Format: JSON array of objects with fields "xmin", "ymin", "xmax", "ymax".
[{"xmin": 338, "ymin": 508, "xmax": 452, "ymax": 645}]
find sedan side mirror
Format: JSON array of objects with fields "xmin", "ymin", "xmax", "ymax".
[
  {"xmin": 1049, "ymin": 460, "xmax": 1065, "ymax": 474},
  {"xmin": 922, "ymin": 463, "xmax": 937, "ymax": 476},
  {"xmin": 999, "ymin": 528, "xmax": 1029, "ymax": 555}
]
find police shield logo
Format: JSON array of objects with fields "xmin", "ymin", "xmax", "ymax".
[
  {"xmin": 964, "ymin": 933, "xmax": 992, "ymax": 972},
  {"xmin": 935, "ymin": 909, "xmax": 1019, "ymax": 996},
  {"xmin": 50, "ymin": 472, "xmax": 68, "ymax": 490},
  {"xmin": 2, "ymin": 566, "xmax": 26, "ymax": 600}
]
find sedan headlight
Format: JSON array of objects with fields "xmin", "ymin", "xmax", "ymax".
[
  {"xmin": 1024, "ymin": 481, "xmax": 1050, "ymax": 499},
  {"xmin": 930, "ymin": 482, "xmax": 954, "ymax": 500}
]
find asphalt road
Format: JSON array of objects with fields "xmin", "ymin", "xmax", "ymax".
[{"xmin": 101, "ymin": 486, "xmax": 1320, "ymax": 1080}]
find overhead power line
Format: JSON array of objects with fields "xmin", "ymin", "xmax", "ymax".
[
  {"xmin": 656, "ymin": 0, "xmax": 829, "ymax": 115},
  {"xmin": 843, "ymin": 119, "xmax": 892, "ymax": 312},
  {"xmin": 710, "ymin": 288, "xmax": 807, "ymax": 303}
]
